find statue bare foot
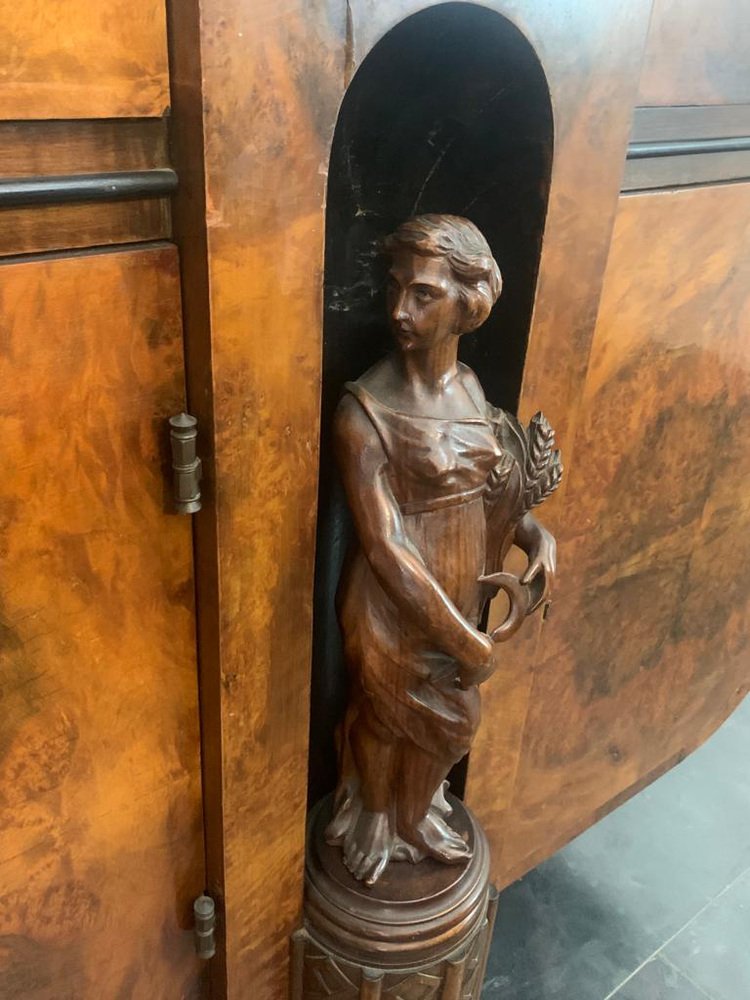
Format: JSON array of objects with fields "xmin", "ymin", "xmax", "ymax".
[
  {"xmin": 343, "ymin": 809, "xmax": 393, "ymax": 886},
  {"xmin": 401, "ymin": 811, "xmax": 471, "ymax": 864}
]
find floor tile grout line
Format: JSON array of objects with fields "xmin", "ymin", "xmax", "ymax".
[
  {"xmin": 659, "ymin": 953, "xmax": 716, "ymax": 999},
  {"xmin": 601, "ymin": 861, "xmax": 750, "ymax": 1000}
]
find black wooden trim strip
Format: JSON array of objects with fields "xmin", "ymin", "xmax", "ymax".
[
  {"xmin": 0, "ymin": 168, "xmax": 177, "ymax": 207},
  {"xmin": 628, "ymin": 137, "xmax": 750, "ymax": 160}
]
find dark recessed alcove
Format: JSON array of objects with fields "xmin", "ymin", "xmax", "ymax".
[{"xmin": 308, "ymin": 3, "xmax": 553, "ymax": 808}]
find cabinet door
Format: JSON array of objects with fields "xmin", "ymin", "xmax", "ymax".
[
  {"xmin": 0, "ymin": 247, "xmax": 206, "ymax": 1000},
  {"xmin": 0, "ymin": 3, "xmax": 206, "ymax": 998}
]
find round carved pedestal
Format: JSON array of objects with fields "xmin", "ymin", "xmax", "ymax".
[{"xmin": 291, "ymin": 795, "xmax": 498, "ymax": 999}]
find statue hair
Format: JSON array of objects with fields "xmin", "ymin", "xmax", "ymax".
[{"xmin": 383, "ymin": 214, "xmax": 503, "ymax": 332}]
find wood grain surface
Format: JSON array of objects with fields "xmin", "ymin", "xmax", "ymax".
[
  {"xmin": 168, "ymin": 1, "xmax": 652, "ymax": 996},
  {"xmin": 0, "ymin": 246, "xmax": 205, "ymax": 998},
  {"xmin": 639, "ymin": 0, "xmax": 750, "ymax": 106},
  {"xmin": 0, "ymin": 198, "xmax": 171, "ymax": 257},
  {"xmin": 0, "ymin": 119, "xmax": 169, "ymax": 178},
  {"xmin": 472, "ymin": 184, "xmax": 750, "ymax": 887},
  {"xmin": 0, "ymin": 1, "xmax": 170, "ymax": 119}
]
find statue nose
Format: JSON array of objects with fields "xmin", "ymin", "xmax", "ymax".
[{"xmin": 392, "ymin": 294, "xmax": 410, "ymax": 322}]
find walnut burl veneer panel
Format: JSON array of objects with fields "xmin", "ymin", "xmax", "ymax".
[
  {"xmin": 0, "ymin": 1, "xmax": 170, "ymax": 118},
  {"xmin": 639, "ymin": 0, "xmax": 750, "ymax": 106},
  {"xmin": 0, "ymin": 246, "xmax": 205, "ymax": 998},
  {"xmin": 469, "ymin": 185, "xmax": 750, "ymax": 887}
]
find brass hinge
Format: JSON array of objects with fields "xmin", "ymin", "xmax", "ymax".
[
  {"xmin": 169, "ymin": 413, "xmax": 202, "ymax": 514},
  {"xmin": 193, "ymin": 894, "xmax": 216, "ymax": 959}
]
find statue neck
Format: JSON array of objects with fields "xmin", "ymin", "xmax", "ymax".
[{"xmin": 399, "ymin": 340, "xmax": 459, "ymax": 395}]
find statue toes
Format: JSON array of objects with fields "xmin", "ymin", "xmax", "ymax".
[
  {"xmin": 441, "ymin": 839, "xmax": 472, "ymax": 862},
  {"xmin": 344, "ymin": 848, "xmax": 364, "ymax": 877},
  {"xmin": 445, "ymin": 831, "xmax": 468, "ymax": 852},
  {"xmin": 364, "ymin": 852, "xmax": 389, "ymax": 886},
  {"xmin": 354, "ymin": 851, "xmax": 378, "ymax": 881}
]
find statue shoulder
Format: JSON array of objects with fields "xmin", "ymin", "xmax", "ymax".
[
  {"xmin": 335, "ymin": 390, "xmax": 371, "ymax": 434},
  {"xmin": 334, "ymin": 384, "xmax": 386, "ymax": 457},
  {"xmin": 350, "ymin": 355, "xmax": 395, "ymax": 397},
  {"xmin": 456, "ymin": 363, "xmax": 487, "ymax": 413}
]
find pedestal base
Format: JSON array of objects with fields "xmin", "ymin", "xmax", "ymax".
[{"xmin": 292, "ymin": 795, "xmax": 498, "ymax": 999}]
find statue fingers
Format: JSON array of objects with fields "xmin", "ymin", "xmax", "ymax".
[{"xmin": 520, "ymin": 557, "xmax": 542, "ymax": 585}]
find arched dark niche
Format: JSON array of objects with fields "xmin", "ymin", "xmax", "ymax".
[{"xmin": 308, "ymin": 3, "xmax": 553, "ymax": 808}]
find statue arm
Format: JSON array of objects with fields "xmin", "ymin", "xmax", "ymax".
[{"xmin": 334, "ymin": 394, "xmax": 493, "ymax": 672}]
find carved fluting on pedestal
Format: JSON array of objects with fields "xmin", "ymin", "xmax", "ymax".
[{"xmin": 291, "ymin": 923, "xmax": 492, "ymax": 1000}]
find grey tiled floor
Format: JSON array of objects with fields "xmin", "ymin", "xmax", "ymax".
[{"xmin": 484, "ymin": 695, "xmax": 750, "ymax": 1000}]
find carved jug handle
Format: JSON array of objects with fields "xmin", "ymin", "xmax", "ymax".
[{"xmin": 478, "ymin": 571, "xmax": 529, "ymax": 643}]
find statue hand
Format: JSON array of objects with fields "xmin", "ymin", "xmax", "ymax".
[
  {"xmin": 457, "ymin": 632, "xmax": 495, "ymax": 689},
  {"xmin": 520, "ymin": 520, "xmax": 556, "ymax": 603}
]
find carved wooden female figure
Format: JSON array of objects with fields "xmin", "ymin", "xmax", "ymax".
[{"xmin": 326, "ymin": 215, "xmax": 561, "ymax": 886}]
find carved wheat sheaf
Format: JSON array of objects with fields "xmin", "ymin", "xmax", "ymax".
[{"xmin": 523, "ymin": 411, "xmax": 562, "ymax": 511}]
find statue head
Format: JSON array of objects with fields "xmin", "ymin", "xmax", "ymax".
[{"xmin": 383, "ymin": 214, "xmax": 503, "ymax": 337}]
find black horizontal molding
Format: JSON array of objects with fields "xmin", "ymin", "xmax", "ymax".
[
  {"xmin": 0, "ymin": 168, "xmax": 178, "ymax": 208},
  {"xmin": 628, "ymin": 136, "xmax": 750, "ymax": 160}
]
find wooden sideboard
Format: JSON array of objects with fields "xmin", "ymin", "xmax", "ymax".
[{"xmin": 1, "ymin": 1, "xmax": 749, "ymax": 997}]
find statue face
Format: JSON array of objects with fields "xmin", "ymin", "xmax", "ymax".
[{"xmin": 386, "ymin": 251, "xmax": 463, "ymax": 352}]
